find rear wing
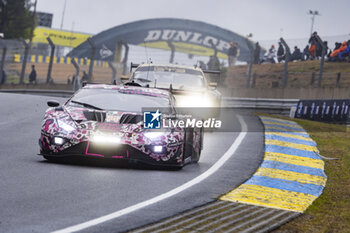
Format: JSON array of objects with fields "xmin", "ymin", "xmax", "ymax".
[
  {"xmin": 202, "ymin": 70, "xmax": 221, "ymax": 75},
  {"xmin": 130, "ymin": 62, "xmax": 140, "ymax": 73},
  {"xmin": 202, "ymin": 70, "xmax": 221, "ymax": 84}
]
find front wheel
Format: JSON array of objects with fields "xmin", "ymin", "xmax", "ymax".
[{"xmin": 191, "ymin": 128, "xmax": 203, "ymax": 163}]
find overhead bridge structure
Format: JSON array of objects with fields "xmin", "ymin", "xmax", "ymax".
[{"xmin": 68, "ymin": 18, "xmax": 265, "ymax": 63}]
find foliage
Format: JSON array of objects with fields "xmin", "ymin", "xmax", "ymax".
[{"xmin": 0, "ymin": 0, "xmax": 34, "ymax": 39}]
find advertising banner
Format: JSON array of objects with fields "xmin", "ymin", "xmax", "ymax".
[
  {"xmin": 32, "ymin": 27, "xmax": 91, "ymax": 48},
  {"xmin": 295, "ymin": 99, "xmax": 350, "ymax": 124}
]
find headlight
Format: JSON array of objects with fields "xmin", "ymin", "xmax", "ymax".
[
  {"xmin": 144, "ymin": 132, "xmax": 165, "ymax": 140},
  {"xmin": 57, "ymin": 119, "xmax": 75, "ymax": 132},
  {"xmin": 153, "ymin": 146, "xmax": 163, "ymax": 153},
  {"xmin": 176, "ymin": 95, "xmax": 213, "ymax": 107},
  {"xmin": 53, "ymin": 136, "xmax": 65, "ymax": 145},
  {"xmin": 92, "ymin": 135, "xmax": 121, "ymax": 144}
]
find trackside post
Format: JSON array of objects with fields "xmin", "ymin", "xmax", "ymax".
[
  {"xmin": 46, "ymin": 37, "xmax": 55, "ymax": 84},
  {"xmin": 245, "ymin": 38, "xmax": 254, "ymax": 88},
  {"xmin": 87, "ymin": 38, "xmax": 96, "ymax": 83},
  {"xmin": 280, "ymin": 38, "xmax": 290, "ymax": 88}
]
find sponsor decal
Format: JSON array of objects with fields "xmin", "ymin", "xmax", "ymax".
[
  {"xmin": 33, "ymin": 27, "xmax": 91, "ymax": 48},
  {"xmin": 144, "ymin": 29, "xmax": 230, "ymax": 53},
  {"xmin": 143, "ymin": 110, "xmax": 162, "ymax": 129},
  {"xmin": 295, "ymin": 99, "xmax": 350, "ymax": 124},
  {"xmin": 162, "ymin": 117, "xmax": 221, "ymax": 128},
  {"xmin": 143, "ymin": 109, "xmax": 222, "ymax": 129}
]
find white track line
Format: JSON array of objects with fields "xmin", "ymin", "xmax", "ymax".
[{"xmin": 52, "ymin": 115, "xmax": 248, "ymax": 233}]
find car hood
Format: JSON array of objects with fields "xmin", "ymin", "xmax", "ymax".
[{"xmin": 64, "ymin": 106, "xmax": 142, "ymax": 124}]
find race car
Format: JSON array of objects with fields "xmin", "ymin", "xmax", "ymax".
[
  {"xmin": 128, "ymin": 64, "xmax": 222, "ymax": 108},
  {"xmin": 39, "ymin": 84, "xmax": 202, "ymax": 168}
]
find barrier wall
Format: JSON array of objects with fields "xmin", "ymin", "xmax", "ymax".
[{"xmin": 220, "ymin": 87, "xmax": 350, "ymax": 99}]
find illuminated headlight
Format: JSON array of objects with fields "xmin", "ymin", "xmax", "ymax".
[
  {"xmin": 92, "ymin": 135, "xmax": 121, "ymax": 144},
  {"xmin": 144, "ymin": 132, "xmax": 165, "ymax": 140},
  {"xmin": 153, "ymin": 146, "xmax": 163, "ymax": 153},
  {"xmin": 53, "ymin": 137, "xmax": 65, "ymax": 145},
  {"xmin": 176, "ymin": 95, "xmax": 213, "ymax": 107},
  {"xmin": 57, "ymin": 119, "xmax": 75, "ymax": 132}
]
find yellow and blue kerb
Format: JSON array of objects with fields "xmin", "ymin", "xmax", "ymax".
[{"xmin": 220, "ymin": 116, "xmax": 327, "ymax": 212}]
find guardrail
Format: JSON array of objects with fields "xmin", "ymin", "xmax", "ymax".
[
  {"xmin": 0, "ymin": 89, "xmax": 74, "ymax": 97},
  {"xmin": 222, "ymin": 97, "xmax": 298, "ymax": 115},
  {"xmin": 0, "ymin": 89, "xmax": 298, "ymax": 115}
]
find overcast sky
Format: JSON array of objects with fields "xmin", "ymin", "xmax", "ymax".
[{"xmin": 36, "ymin": 0, "xmax": 348, "ymax": 41}]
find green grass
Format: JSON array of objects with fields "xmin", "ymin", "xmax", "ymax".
[
  {"xmin": 260, "ymin": 114, "xmax": 350, "ymax": 232},
  {"xmin": 5, "ymin": 75, "xmax": 20, "ymax": 84}
]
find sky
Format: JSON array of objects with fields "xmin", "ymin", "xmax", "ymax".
[{"xmin": 35, "ymin": 0, "xmax": 349, "ymax": 41}]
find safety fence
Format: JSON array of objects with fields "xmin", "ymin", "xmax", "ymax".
[
  {"xmin": 0, "ymin": 38, "xmax": 119, "ymax": 86},
  {"xmin": 13, "ymin": 54, "xmax": 109, "ymax": 68},
  {"xmin": 1, "ymin": 37, "xmax": 349, "ymax": 91}
]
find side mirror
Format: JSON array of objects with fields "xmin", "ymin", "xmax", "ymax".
[
  {"xmin": 47, "ymin": 100, "xmax": 60, "ymax": 107},
  {"xmin": 209, "ymin": 82, "xmax": 217, "ymax": 89}
]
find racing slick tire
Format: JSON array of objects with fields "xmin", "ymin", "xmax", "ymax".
[
  {"xmin": 183, "ymin": 128, "xmax": 202, "ymax": 164},
  {"xmin": 191, "ymin": 128, "xmax": 203, "ymax": 163}
]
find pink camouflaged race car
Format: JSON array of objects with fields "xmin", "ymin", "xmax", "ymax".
[{"xmin": 39, "ymin": 84, "xmax": 202, "ymax": 168}]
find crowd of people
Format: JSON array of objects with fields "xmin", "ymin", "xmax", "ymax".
[{"xmin": 257, "ymin": 31, "xmax": 350, "ymax": 64}]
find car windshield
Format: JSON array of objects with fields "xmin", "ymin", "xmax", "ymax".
[
  {"xmin": 67, "ymin": 88, "xmax": 170, "ymax": 112},
  {"xmin": 132, "ymin": 66, "xmax": 205, "ymax": 90}
]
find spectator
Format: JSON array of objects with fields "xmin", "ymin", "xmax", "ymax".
[
  {"xmin": 277, "ymin": 42, "xmax": 285, "ymax": 63},
  {"xmin": 291, "ymin": 46, "xmax": 302, "ymax": 61},
  {"xmin": 81, "ymin": 71, "xmax": 89, "ymax": 82},
  {"xmin": 334, "ymin": 42, "xmax": 341, "ymax": 50},
  {"xmin": 308, "ymin": 31, "xmax": 322, "ymax": 59},
  {"xmin": 267, "ymin": 45, "xmax": 276, "ymax": 63},
  {"xmin": 235, "ymin": 42, "xmax": 240, "ymax": 64},
  {"xmin": 253, "ymin": 42, "xmax": 261, "ymax": 64},
  {"xmin": 198, "ymin": 61, "xmax": 207, "ymax": 70},
  {"xmin": 207, "ymin": 55, "xmax": 220, "ymax": 70},
  {"xmin": 0, "ymin": 69, "xmax": 6, "ymax": 84},
  {"xmin": 227, "ymin": 41, "xmax": 237, "ymax": 66},
  {"xmin": 260, "ymin": 45, "xmax": 276, "ymax": 63},
  {"xmin": 328, "ymin": 42, "xmax": 340, "ymax": 58},
  {"xmin": 330, "ymin": 41, "xmax": 348, "ymax": 58},
  {"xmin": 337, "ymin": 40, "xmax": 350, "ymax": 60},
  {"xmin": 29, "ymin": 65, "xmax": 37, "ymax": 84},
  {"xmin": 302, "ymin": 45, "xmax": 310, "ymax": 61}
]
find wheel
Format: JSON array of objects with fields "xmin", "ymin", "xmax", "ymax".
[
  {"xmin": 191, "ymin": 128, "xmax": 203, "ymax": 163},
  {"xmin": 182, "ymin": 128, "xmax": 193, "ymax": 165}
]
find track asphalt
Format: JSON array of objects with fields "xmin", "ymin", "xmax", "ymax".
[{"xmin": 0, "ymin": 93, "xmax": 264, "ymax": 232}]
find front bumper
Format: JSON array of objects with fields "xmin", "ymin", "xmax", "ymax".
[{"xmin": 39, "ymin": 140, "xmax": 183, "ymax": 166}]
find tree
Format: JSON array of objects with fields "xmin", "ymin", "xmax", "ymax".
[{"xmin": 0, "ymin": 0, "xmax": 34, "ymax": 39}]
